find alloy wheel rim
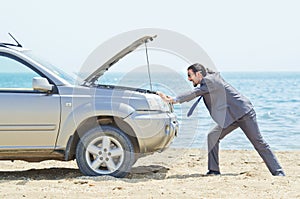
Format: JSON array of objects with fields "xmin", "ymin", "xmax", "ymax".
[{"xmin": 85, "ymin": 135, "xmax": 125, "ymax": 174}]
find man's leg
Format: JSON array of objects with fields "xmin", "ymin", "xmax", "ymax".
[
  {"xmin": 237, "ymin": 109, "xmax": 284, "ymax": 175},
  {"xmin": 207, "ymin": 124, "xmax": 238, "ymax": 172}
]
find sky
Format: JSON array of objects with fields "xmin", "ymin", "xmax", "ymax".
[{"xmin": 1, "ymin": 0, "xmax": 300, "ymax": 74}]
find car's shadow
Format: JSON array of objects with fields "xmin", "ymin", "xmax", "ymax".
[
  {"xmin": 0, "ymin": 168, "xmax": 82, "ymax": 181},
  {"xmin": 0, "ymin": 165, "xmax": 241, "ymax": 182},
  {"xmin": 0, "ymin": 165, "xmax": 169, "ymax": 181}
]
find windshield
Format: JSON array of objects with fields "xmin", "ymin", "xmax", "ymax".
[{"xmin": 23, "ymin": 51, "xmax": 76, "ymax": 84}]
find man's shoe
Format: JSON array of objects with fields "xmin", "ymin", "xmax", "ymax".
[
  {"xmin": 206, "ymin": 170, "xmax": 221, "ymax": 175},
  {"xmin": 273, "ymin": 170, "xmax": 285, "ymax": 176}
]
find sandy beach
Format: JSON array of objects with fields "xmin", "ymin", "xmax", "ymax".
[{"xmin": 0, "ymin": 148, "xmax": 299, "ymax": 198}]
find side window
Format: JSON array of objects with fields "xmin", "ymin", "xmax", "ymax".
[{"xmin": 0, "ymin": 55, "xmax": 41, "ymax": 91}]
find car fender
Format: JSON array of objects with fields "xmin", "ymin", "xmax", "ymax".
[{"xmin": 55, "ymin": 101, "xmax": 135, "ymax": 148}]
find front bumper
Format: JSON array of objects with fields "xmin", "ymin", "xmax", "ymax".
[{"xmin": 124, "ymin": 111, "xmax": 178, "ymax": 153}]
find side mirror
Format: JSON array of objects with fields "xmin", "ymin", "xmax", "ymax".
[{"xmin": 32, "ymin": 77, "xmax": 53, "ymax": 92}]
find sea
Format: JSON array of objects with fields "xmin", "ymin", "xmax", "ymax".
[
  {"xmin": 1, "ymin": 71, "xmax": 299, "ymax": 151},
  {"xmin": 99, "ymin": 71, "xmax": 300, "ymax": 151}
]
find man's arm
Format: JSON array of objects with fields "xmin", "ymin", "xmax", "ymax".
[
  {"xmin": 157, "ymin": 82, "xmax": 209, "ymax": 104},
  {"xmin": 175, "ymin": 82, "xmax": 209, "ymax": 103}
]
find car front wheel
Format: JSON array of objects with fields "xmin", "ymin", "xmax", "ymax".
[{"xmin": 75, "ymin": 125, "xmax": 135, "ymax": 178}]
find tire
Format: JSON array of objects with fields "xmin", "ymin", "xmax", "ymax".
[{"xmin": 75, "ymin": 125, "xmax": 135, "ymax": 178}]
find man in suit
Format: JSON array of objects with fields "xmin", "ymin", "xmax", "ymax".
[{"xmin": 157, "ymin": 63, "xmax": 285, "ymax": 176}]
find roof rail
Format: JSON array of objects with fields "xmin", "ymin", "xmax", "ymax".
[
  {"xmin": 0, "ymin": 43, "xmax": 9, "ymax": 48},
  {"xmin": 0, "ymin": 42, "xmax": 23, "ymax": 49},
  {"xmin": 0, "ymin": 33, "xmax": 23, "ymax": 48}
]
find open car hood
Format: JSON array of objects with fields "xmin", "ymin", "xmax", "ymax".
[{"xmin": 83, "ymin": 35, "xmax": 156, "ymax": 86}]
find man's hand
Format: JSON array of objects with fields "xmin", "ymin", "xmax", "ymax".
[
  {"xmin": 156, "ymin": 91, "xmax": 167, "ymax": 99},
  {"xmin": 156, "ymin": 91, "xmax": 177, "ymax": 104}
]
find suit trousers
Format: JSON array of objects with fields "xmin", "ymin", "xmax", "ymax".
[{"xmin": 207, "ymin": 109, "xmax": 283, "ymax": 175}]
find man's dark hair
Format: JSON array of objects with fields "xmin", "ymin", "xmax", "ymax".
[{"xmin": 187, "ymin": 63, "xmax": 207, "ymax": 77}]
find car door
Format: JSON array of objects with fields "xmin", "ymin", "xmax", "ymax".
[{"xmin": 0, "ymin": 53, "xmax": 61, "ymax": 149}]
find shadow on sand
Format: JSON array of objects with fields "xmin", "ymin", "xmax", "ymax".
[{"xmin": 0, "ymin": 165, "xmax": 241, "ymax": 183}]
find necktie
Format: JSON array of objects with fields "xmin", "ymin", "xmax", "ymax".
[{"xmin": 187, "ymin": 96, "xmax": 202, "ymax": 117}]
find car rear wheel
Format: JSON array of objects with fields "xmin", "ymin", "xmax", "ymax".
[{"xmin": 75, "ymin": 125, "xmax": 135, "ymax": 178}]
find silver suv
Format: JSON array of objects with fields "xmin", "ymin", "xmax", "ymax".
[{"xmin": 0, "ymin": 35, "xmax": 178, "ymax": 177}]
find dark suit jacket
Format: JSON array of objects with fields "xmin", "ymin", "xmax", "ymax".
[{"xmin": 176, "ymin": 72, "xmax": 253, "ymax": 128}]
